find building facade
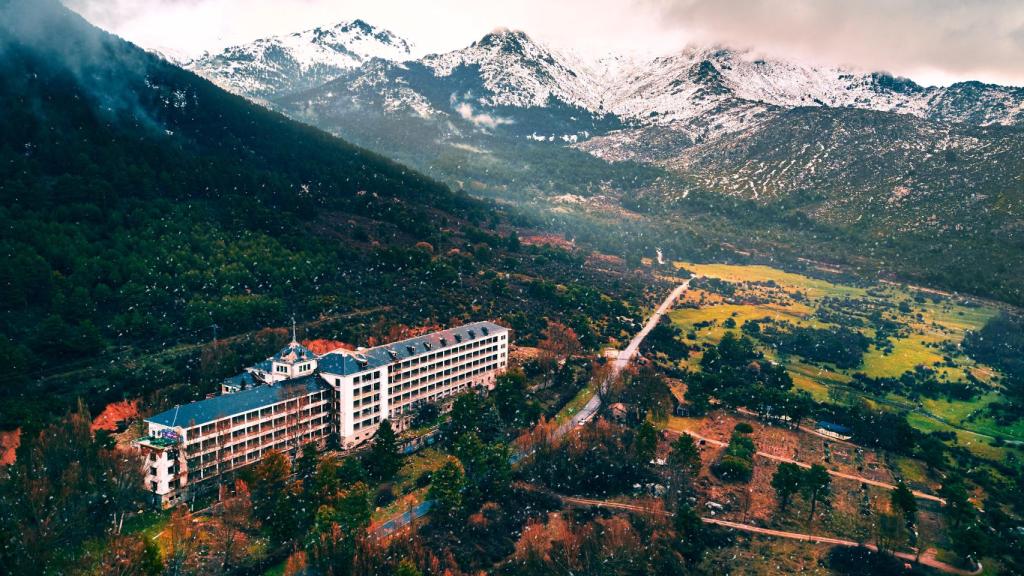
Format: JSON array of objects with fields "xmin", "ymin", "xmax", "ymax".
[{"xmin": 135, "ymin": 321, "xmax": 508, "ymax": 507}]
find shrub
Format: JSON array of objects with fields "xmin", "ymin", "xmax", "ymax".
[
  {"xmin": 712, "ymin": 456, "xmax": 753, "ymax": 483},
  {"xmin": 374, "ymin": 484, "xmax": 396, "ymax": 508},
  {"xmin": 734, "ymin": 422, "xmax": 754, "ymax": 434},
  {"xmin": 711, "ymin": 431, "xmax": 756, "ymax": 483}
]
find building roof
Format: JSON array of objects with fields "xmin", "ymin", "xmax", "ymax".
[
  {"xmin": 318, "ymin": 321, "xmax": 506, "ymax": 377},
  {"xmin": 147, "ymin": 375, "xmax": 326, "ymax": 429},
  {"xmin": 148, "ymin": 320, "xmax": 506, "ymax": 427},
  {"xmin": 815, "ymin": 421, "xmax": 853, "ymax": 435},
  {"xmin": 272, "ymin": 341, "xmax": 316, "ymax": 363},
  {"xmin": 223, "ymin": 371, "xmax": 262, "ymax": 390}
]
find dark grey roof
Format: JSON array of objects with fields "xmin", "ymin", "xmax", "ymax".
[
  {"xmin": 816, "ymin": 421, "xmax": 853, "ymax": 435},
  {"xmin": 147, "ymin": 375, "xmax": 326, "ymax": 429},
  {"xmin": 317, "ymin": 321, "xmax": 506, "ymax": 377},
  {"xmin": 272, "ymin": 341, "xmax": 316, "ymax": 363},
  {"xmin": 223, "ymin": 371, "xmax": 261, "ymax": 390}
]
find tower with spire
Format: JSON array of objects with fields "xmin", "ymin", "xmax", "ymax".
[{"xmin": 267, "ymin": 316, "xmax": 317, "ymax": 382}]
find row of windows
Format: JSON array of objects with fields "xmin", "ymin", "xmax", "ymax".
[
  {"xmin": 389, "ymin": 354, "xmax": 499, "ymax": 397},
  {"xmin": 187, "ymin": 426, "xmax": 330, "ymax": 482},
  {"xmin": 390, "ymin": 383, "xmax": 468, "ymax": 416},
  {"xmin": 354, "ymin": 394, "xmax": 380, "ymax": 408},
  {"xmin": 191, "ymin": 391, "xmax": 327, "ymax": 438},
  {"xmin": 355, "ymin": 381, "xmax": 381, "ymax": 396},
  {"xmin": 393, "ymin": 335, "xmax": 503, "ymax": 371},
  {"xmin": 188, "ymin": 405, "xmax": 328, "ymax": 455},
  {"xmin": 353, "ymin": 415, "xmax": 381, "ymax": 430},
  {"xmin": 276, "ymin": 361, "xmax": 313, "ymax": 373},
  {"xmin": 358, "ymin": 371, "xmax": 381, "ymax": 383},
  {"xmin": 387, "ymin": 344, "xmax": 499, "ymax": 389},
  {"xmin": 390, "ymin": 344, "xmax": 502, "ymax": 384},
  {"xmin": 185, "ymin": 421, "xmax": 331, "ymax": 479},
  {"xmin": 356, "ymin": 404, "xmax": 380, "ymax": 418},
  {"xmin": 390, "ymin": 362, "xmax": 498, "ymax": 411}
]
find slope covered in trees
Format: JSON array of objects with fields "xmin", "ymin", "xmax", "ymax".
[{"xmin": 0, "ymin": 0, "xmax": 657, "ymax": 430}]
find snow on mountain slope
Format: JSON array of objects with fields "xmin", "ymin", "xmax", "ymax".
[
  {"xmin": 599, "ymin": 45, "xmax": 1024, "ymax": 128},
  {"xmin": 422, "ymin": 29, "xmax": 605, "ymax": 110},
  {"xmin": 188, "ymin": 19, "xmax": 412, "ymax": 99},
  {"xmin": 186, "ymin": 18, "xmax": 1023, "ymax": 136}
]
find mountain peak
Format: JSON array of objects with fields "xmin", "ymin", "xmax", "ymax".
[
  {"xmin": 188, "ymin": 18, "xmax": 412, "ymax": 99},
  {"xmin": 474, "ymin": 28, "xmax": 535, "ymax": 54}
]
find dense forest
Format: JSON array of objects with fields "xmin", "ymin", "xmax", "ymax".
[{"xmin": 0, "ymin": 1, "xmax": 659, "ymax": 429}]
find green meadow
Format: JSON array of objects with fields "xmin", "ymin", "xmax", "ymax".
[{"xmin": 668, "ymin": 261, "xmax": 1019, "ymax": 458}]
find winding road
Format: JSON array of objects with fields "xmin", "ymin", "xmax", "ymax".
[
  {"xmin": 554, "ymin": 280, "xmax": 692, "ymax": 439},
  {"xmin": 373, "ymin": 281, "xmax": 693, "ymax": 536}
]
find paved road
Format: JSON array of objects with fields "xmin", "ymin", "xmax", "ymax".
[
  {"xmin": 554, "ymin": 280, "xmax": 692, "ymax": 439},
  {"xmin": 548, "ymin": 491, "xmax": 978, "ymax": 575},
  {"xmin": 667, "ymin": 429, "xmax": 945, "ymax": 504},
  {"xmin": 370, "ymin": 500, "xmax": 432, "ymax": 538},
  {"xmin": 372, "ymin": 281, "xmax": 693, "ymax": 536}
]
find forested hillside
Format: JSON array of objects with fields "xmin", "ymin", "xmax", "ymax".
[{"xmin": 0, "ymin": 0, "xmax": 655, "ymax": 429}]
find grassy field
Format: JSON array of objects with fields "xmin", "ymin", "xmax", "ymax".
[
  {"xmin": 553, "ymin": 379, "xmax": 599, "ymax": 425},
  {"xmin": 669, "ymin": 261, "xmax": 1021, "ymax": 456},
  {"xmin": 371, "ymin": 448, "xmax": 452, "ymax": 524}
]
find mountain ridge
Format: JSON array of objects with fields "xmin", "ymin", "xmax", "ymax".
[
  {"xmin": 187, "ymin": 19, "xmax": 413, "ymax": 99},
  {"xmin": 144, "ymin": 19, "xmax": 1024, "ymax": 308},
  {"xmin": 191, "ymin": 22, "xmax": 1024, "ymax": 127}
]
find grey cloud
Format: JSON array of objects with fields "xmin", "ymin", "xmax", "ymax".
[
  {"xmin": 61, "ymin": 0, "xmax": 1024, "ymax": 86},
  {"xmin": 645, "ymin": 0, "xmax": 1024, "ymax": 85}
]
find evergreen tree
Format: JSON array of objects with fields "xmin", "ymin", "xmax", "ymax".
[
  {"xmin": 772, "ymin": 462, "xmax": 804, "ymax": 513},
  {"xmin": 802, "ymin": 464, "xmax": 831, "ymax": 525},
  {"xmin": 427, "ymin": 460, "xmax": 467, "ymax": 530},
  {"xmin": 364, "ymin": 420, "xmax": 402, "ymax": 481},
  {"xmin": 634, "ymin": 421, "xmax": 659, "ymax": 465},
  {"xmin": 493, "ymin": 369, "xmax": 541, "ymax": 428},
  {"xmin": 395, "ymin": 559, "xmax": 423, "ymax": 576},
  {"xmin": 668, "ymin": 434, "xmax": 701, "ymax": 478},
  {"xmin": 890, "ymin": 481, "xmax": 918, "ymax": 529}
]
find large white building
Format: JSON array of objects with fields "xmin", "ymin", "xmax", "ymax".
[{"xmin": 135, "ymin": 321, "xmax": 508, "ymax": 507}]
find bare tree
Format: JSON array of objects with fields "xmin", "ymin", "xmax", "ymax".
[
  {"xmin": 101, "ymin": 448, "xmax": 145, "ymax": 535},
  {"xmin": 538, "ymin": 321, "xmax": 582, "ymax": 361},
  {"xmin": 210, "ymin": 480, "xmax": 258, "ymax": 574},
  {"xmin": 164, "ymin": 507, "xmax": 201, "ymax": 576}
]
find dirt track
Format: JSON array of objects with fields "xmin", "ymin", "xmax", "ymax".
[
  {"xmin": 667, "ymin": 428, "xmax": 945, "ymax": 504},
  {"xmin": 549, "ymin": 491, "xmax": 978, "ymax": 575}
]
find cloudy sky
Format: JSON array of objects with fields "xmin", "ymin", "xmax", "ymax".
[{"xmin": 65, "ymin": 0, "xmax": 1024, "ymax": 86}]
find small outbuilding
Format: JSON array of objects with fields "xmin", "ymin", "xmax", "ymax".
[{"xmin": 815, "ymin": 420, "xmax": 853, "ymax": 441}]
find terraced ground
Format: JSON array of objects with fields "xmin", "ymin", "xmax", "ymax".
[{"xmin": 666, "ymin": 261, "xmax": 1023, "ymax": 459}]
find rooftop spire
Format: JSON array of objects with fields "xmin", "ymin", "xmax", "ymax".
[{"xmin": 291, "ymin": 315, "xmax": 298, "ymax": 344}]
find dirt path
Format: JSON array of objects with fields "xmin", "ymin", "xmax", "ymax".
[
  {"xmin": 703, "ymin": 518, "xmax": 981, "ymax": 575},
  {"xmin": 548, "ymin": 491, "xmax": 978, "ymax": 576},
  {"xmin": 667, "ymin": 429, "xmax": 945, "ymax": 504}
]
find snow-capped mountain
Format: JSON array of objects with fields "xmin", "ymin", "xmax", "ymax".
[
  {"xmin": 421, "ymin": 29, "xmax": 605, "ymax": 110},
  {"xmin": 281, "ymin": 28, "xmax": 622, "ymax": 142},
  {"xmin": 188, "ymin": 19, "xmax": 412, "ymax": 100},
  {"xmin": 598, "ymin": 46, "xmax": 1024, "ymax": 128},
  {"xmin": 188, "ymin": 23, "xmax": 1023, "ymax": 225},
  {"xmin": 187, "ymin": 21, "xmax": 1023, "ymax": 137},
  {"xmin": 177, "ymin": 21, "xmax": 1023, "ymax": 286}
]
